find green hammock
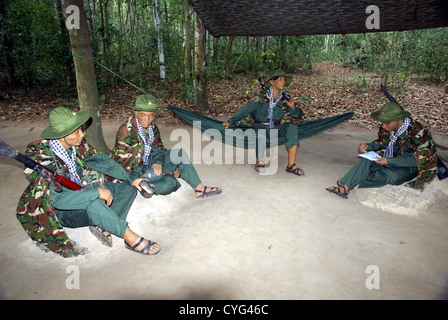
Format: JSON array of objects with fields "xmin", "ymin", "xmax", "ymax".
[{"xmin": 167, "ymin": 104, "xmax": 354, "ymax": 149}]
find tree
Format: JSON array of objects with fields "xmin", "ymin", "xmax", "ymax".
[
  {"xmin": 224, "ymin": 36, "xmax": 234, "ymax": 79},
  {"xmin": 153, "ymin": 0, "xmax": 166, "ymax": 80},
  {"xmin": 98, "ymin": 0, "xmax": 113, "ymax": 87},
  {"xmin": 60, "ymin": 0, "xmax": 108, "ymax": 152},
  {"xmin": 182, "ymin": 0, "xmax": 192, "ymax": 79},
  {"xmin": 194, "ymin": 14, "xmax": 208, "ymax": 111}
]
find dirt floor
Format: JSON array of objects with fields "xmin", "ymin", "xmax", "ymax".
[{"xmin": 0, "ymin": 119, "xmax": 447, "ymax": 300}]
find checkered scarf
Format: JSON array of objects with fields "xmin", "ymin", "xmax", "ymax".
[
  {"xmin": 49, "ymin": 139, "xmax": 83, "ymax": 186},
  {"xmin": 135, "ymin": 115, "xmax": 154, "ymax": 165},
  {"xmin": 267, "ymin": 86, "xmax": 283, "ymax": 128},
  {"xmin": 383, "ymin": 118, "xmax": 411, "ymax": 158}
]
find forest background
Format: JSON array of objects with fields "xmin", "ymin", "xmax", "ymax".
[{"xmin": 0, "ymin": 0, "xmax": 447, "ymax": 151}]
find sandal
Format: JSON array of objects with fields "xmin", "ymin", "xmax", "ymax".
[
  {"xmin": 325, "ymin": 186, "xmax": 349, "ymax": 199},
  {"xmin": 89, "ymin": 226, "xmax": 113, "ymax": 247},
  {"xmin": 195, "ymin": 186, "xmax": 222, "ymax": 199},
  {"xmin": 286, "ymin": 164, "xmax": 305, "ymax": 176},
  {"xmin": 255, "ymin": 161, "xmax": 265, "ymax": 172},
  {"xmin": 124, "ymin": 237, "xmax": 160, "ymax": 255}
]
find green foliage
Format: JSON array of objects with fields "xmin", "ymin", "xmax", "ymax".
[
  {"xmin": 0, "ymin": 0, "xmax": 446, "ymax": 96},
  {"xmin": 317, "ymin": 29, "xmax": 448, "ymax": 85},
  {"xmin": 4, "ymin": 0, "xmax": 70, "ymax": 87}
]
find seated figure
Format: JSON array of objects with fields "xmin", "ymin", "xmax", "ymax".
[
  {"xmin": 17, "ymin": 107, "xmax": 160, "ymax": 256},
  {"xmin": 326, "ymin": 102, "xmax": 438, "ymax": 199},
  {"xmin": 111, "ymin": 94, "xmax": 222, "ymax": 199}
]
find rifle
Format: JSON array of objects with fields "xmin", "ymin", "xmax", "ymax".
[
  {"xmin": 379, "ymin": 85, "xmax": 448, "ymax": 180},
  {"xmin": 380, "ymin": 84, "xmax": 402, "ymax": 109},
  {"xmin": 0, "ymin": 139, "xmax": 83, "ymax": 192}
]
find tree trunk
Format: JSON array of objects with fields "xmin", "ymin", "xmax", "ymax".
[
  {"xmin": 214, "ymin": 37, "xmax": 220, "ymax": 76},
  {"xmin": 60, "ymin": 0, "xmax": 107, "ymax": 152},
  {"xmin": 194, "ymin": 15, "xmax": 208, "ymax": 111},
  {"xmin": 127, "ymin": 0, "xmax": 135, "ymax": 61},
  {"xmin": 153, "ymin": 0, "xmax": 166, "ymax": 80},
  {"xmin": 55, "ymin": 0, "xmax": 74, "ymax": 84},
  {"xmin": 232, "ymin": 37, "xmax": 255, "ymax": 73},
  {"xmin": 116, "ymin": 0, "xmax": 124, "ymax": 75},
  {"xmin": 224, "ymin": 36, "xmax": 234, "ymax": 79},
  {"xmin": 279, "ymin": 36, "xmax": 286, "ymax": 69},
  {"xmin": 182, "ymin": 0, "xmax": 192, "ymax": 79},
  {"xmin": 98, "ymin": 0, "xmax": 113, "ymax": 87}
]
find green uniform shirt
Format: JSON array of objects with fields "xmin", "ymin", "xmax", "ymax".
[{"xmin": 50, "ymin": 152, "xmax": 132, "ymax": 210}]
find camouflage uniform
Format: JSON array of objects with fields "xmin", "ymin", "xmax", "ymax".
[
  {"xmin": 111, "ymin": 116, "xmax": 165, "ymax": 173},
  {"xmin": 16, "ymin": 140, "xmax": 134, "ymax": 257},
  {"xmin": 111, "ymin": 116, "xmax": 202, "ymax": 195},
  {"xmin": 340, "ymin": 119, "xmax": 438, "ymax": 191}
]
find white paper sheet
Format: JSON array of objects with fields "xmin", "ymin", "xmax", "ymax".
[{"xmin": 358, "ymin": 151, "xmax": 382, "ymax": 161}]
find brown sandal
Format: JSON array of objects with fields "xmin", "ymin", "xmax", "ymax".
[
  {"xmin": 195, "ymin": 186, "xmax": 222, "ymax": 199},
  {"xmin": 325, "ymin": 186, "xmax": 349, "ymax": 199},
  {"xmin": 286, "ymin": 164, "xmax": 305, "ymax": 176},
  {"xmin": 89, "ymin": 226, "xmax": 113, "ymax": 247},
  {"xmin": 124, "ymin": 237, "xmax": 160, "ymax": 255},
  {"xmin": 255, "ymin": 161, "xmax": 265, "ymax": 172}
]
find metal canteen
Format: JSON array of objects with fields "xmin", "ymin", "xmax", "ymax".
[
  {"xmin": 139, "ymin": 179, "xmax": 156, "ymax": 198},
  {"xmin": 143, "ymin": 167, "xmax": 164, "ymax": 183}
]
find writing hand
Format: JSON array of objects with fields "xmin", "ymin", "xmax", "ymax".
[{"xmin": 374, "ymin": 157, "xmax": 388, "ymax": 166}]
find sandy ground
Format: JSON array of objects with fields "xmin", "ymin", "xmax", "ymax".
[{"xmin": 0, "ymin": 118, "xmax": 447, "ymax": 301}]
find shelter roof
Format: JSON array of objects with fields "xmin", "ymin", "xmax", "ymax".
[{"xmin": 188, "ymin": 0, "xmax": 448, "ymax": 37}]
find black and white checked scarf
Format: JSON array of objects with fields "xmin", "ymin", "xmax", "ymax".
[
  {"xmin": 267, "ymin": 86, "xmax": 283, "ymax": 129},
  {"xmin": 383, "ymin": 118, "xmax": 411, "ymax": 158},
  {"xmin": 49, "ymin": 139, "xmax": 83, "ymax": 186},
  {"xmin": 135, "ymin": 116, "xmax": 154, "ymax": 166}
]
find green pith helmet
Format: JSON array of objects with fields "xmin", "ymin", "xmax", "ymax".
[
  {"xmin": 133, "ymin": 94, "xmax": 162, "ymax": 112},
  {"xmin": 264, "ymin": 69, "xmax": 292, "ymax": 88},
  {"xmin": 41, "ymin": 107, "xmax": 91, "ymax": 139},
  {"xmin": 370, "ymin": 102, "xmax": 411, "ymax": 122}
]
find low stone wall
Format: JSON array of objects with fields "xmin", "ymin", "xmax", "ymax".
[{"xmin": 355, "ymin": 178, "xmax": 448, "ymax": 217}]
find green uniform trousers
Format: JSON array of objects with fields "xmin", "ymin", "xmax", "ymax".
[
  {"xmin": 340, "ymin": 158, "xmax": 418, "ymax": 190},
  {"xmin": 53, "ymin": 182, "xmax": 136, "ymax": 238},
  {"xmin": 134, "ymin": 148, "xmax": 202, "ymax": 195},
  {"xmin": 255, "ymin": 122, "xmax": 299, "ymax": 159}
]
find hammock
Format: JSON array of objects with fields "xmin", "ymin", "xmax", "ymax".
[{"xmin": 168, "ymin": 104, "xmax": 354, "ymax": 149}]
